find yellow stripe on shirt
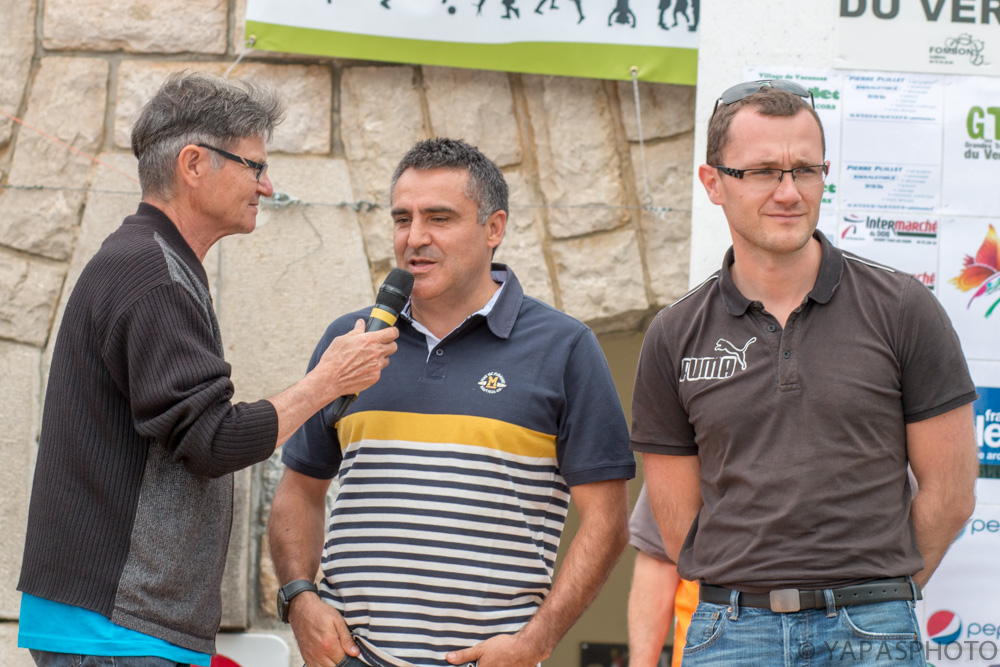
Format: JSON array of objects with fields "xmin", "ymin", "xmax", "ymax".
[{"xmin": 337, "ymin": 411, "xmax": 557, "ymax": 459}]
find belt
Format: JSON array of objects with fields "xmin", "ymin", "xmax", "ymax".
[{"xmin": 699, "ymin": 577, "xmax": 920, "ymax": 613}]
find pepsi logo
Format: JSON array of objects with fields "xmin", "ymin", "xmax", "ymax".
[{"xmin": 927, "ymin": 610, "xmax": 963, "ymax": 645}]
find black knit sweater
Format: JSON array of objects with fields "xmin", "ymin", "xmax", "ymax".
[{"xmin": 18, "ymin": 203, "xmax": 278, "ymax": 654}]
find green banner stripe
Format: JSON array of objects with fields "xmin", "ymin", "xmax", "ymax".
[{"xmin": 245, "ymin": 20, "xmax": 697, "ymax": 85}]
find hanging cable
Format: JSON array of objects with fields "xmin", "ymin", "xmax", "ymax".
[
  {"xmin": 225, "ymin": 35, "xmax": 257, "ymax": 78},
  {"xmin": 630, "ymin": 66, "xmax": 653, "ymax": 208}
]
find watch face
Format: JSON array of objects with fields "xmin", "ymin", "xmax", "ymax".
[
  {"xmin": 277, "ymin": 580, "xmax": 317, "ymax": 623},
  {"xmin": 277, "ymin": 589, "xmax": 289, "ymax": 622}
]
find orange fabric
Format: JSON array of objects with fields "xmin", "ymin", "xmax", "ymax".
[{"xmin": 671, "ymin": 579, "xmax": 699, "ymax": 667}]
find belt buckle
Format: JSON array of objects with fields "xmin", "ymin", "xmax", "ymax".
[{"xmin": 769, "ymin": 588, "xmax": 801, "ymax": 613}]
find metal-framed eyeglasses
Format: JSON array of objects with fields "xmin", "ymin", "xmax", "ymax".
[
  {"xmin": 197, "ymin": 143, "xmax": 268, "ymax": 181},
  {"xmin": 712, "ymin": 79, "xmax": 816, "ymax": 117},
  {"xmin": 711, "ymin": 164, "xmax": 829, "ymax": 191}
]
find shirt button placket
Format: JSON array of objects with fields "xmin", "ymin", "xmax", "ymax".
[
  {"xmin": 777, "ymin": 317, "xmax": 799, "ymax": 389},
  {"xmin": 425, "ymin": 347, "xmax": 447, "ymax": 380}
]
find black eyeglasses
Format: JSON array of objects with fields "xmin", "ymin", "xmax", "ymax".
[
  {"xmin": 712, "ymin": 79, "xmax": 815, "ymax": 117},
  {"xmin": 197, "ymin": 143, "xmax": 268, "ymax": 181},
  {"xmin": 712, "ymin": 164, "xmax": 829, "ymax": 190}
]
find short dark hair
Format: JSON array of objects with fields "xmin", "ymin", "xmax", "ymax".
[
  {"xmin": 390, "ymin": 138, "xmax": 508, "ymax": 225},
  {"xmin": 706, "ymin": 87, "xmax": 825, "ymax": 166},
  {"xmin": 131, "ymin": 72, "xmax": 285, "ymax": 198}
]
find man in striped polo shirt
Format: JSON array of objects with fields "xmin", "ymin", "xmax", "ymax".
[{"xmin": 269, "ymin": 138, "xmax": 636, "ymax": 667}]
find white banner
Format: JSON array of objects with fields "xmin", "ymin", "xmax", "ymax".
[
  {"xmin": 836, "ymin": 0, "xmax": 1000, "ymax": 77},
  {"xmin": 245, "ymin": 0, "xmax": 699, "ymax": 84}
]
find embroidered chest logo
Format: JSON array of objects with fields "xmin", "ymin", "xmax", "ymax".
[
  {"xmin": 478, "ymin": 371, "xmax": 507, "ymax": 394},
  {"xmin": 679, "ymin": 337, "xmax": 757, "ymax": 383}
]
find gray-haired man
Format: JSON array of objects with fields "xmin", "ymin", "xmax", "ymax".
[{"xmin": 17, "ymin": 72, "xmax": 398, "ymax": 666}]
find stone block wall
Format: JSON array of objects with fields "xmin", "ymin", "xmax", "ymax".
[{"xmin": 0, "ymin": 0, "xmax": 695, "ymax": 661}]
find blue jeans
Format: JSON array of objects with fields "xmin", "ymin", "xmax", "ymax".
[
  {"xmin": 681, "ymin": 593, "xmax": 924, "ymax": 666},
  {"xmin": 332, "ymin": 658, "xmax": 367, "ymax": 667},
  {"xmin": 29, "ymin": 651, "xmax": 187, "ymax": 667}
]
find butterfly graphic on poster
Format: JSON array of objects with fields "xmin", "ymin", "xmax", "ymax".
[{"xmin": 950, "ymin": 224, "xmax": 1000, "ymax": 318}]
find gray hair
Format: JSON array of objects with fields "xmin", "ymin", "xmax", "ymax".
[
  {"xmin": 390, "ymin": 138, "xmax": 508, "ymax": 225},
  {"xmin": 131, "ymin": 72, "xmax": 285, "ymax": 198}
]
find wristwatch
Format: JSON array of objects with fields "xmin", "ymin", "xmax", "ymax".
[{"xmin": 277, "ymin": 579, "xmax": 319, "ymax": 623}]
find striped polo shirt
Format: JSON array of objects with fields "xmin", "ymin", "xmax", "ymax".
[{"xmin": 282, "ymin": 265, "xmax": 634, "ymax": 667}]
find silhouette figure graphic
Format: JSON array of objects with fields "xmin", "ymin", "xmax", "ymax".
[
  {"xmin": 608, "ymin": 0, "xmax": 635, "ymax": 27},
  {"xmin": 477, "ymin": 0, "xmax": 521, "ymax": 18},
  {"xmin": 380, "ymin": 0, "xmax": 451, "ymax": 9},
  {"xmin": 658, "ymin": 0, "xmax": 699, "ymax": 30},
  {"xmin": 535, "ymin": 0, "xmax": 585, "ymax": 23}
]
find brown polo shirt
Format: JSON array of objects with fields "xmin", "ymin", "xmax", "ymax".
[{"xmin": 631, "ymin": 231, "xmax": 976, "ymax": 593}]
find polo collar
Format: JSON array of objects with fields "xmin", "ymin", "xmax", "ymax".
[
  {"xmin": 484, "ymin": 264, "xmax": 523, "ymax": 339},
  {"xmin": 719, "ymin": 230, "xmax": 844, "ymax": 316},
  {"xmin": 400, "ymin": 263, "xmax": 524, "ymax": 341},
  {"xmin": 808, "ymin": 230, "xmax": 845, "ymax": 305}
]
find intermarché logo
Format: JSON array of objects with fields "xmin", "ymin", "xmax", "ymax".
[{"xmin": 795, "ymin": 639, "xmax": 1000, "ymax": 662}]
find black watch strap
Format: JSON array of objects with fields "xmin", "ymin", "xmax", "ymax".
[{"xmin": 278, "ymin": 579, "xmax": 319, "ymax": 623}]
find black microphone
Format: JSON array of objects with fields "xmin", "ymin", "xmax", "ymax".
[{"xmin": 330, "ymin": 268, "xmax": 414, "ymax": 422}]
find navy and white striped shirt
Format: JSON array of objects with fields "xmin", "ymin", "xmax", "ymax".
[{"xmin": 283, "ymin": 266, "xmax": 634, "ymax": 667}]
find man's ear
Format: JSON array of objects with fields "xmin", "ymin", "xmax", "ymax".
[
  {"xmin": 176, "ymin": 144, "xmax": 212, "ymax": 189},
  {"xmin": 486, "ymin": 209, "xmax": 507, "ymax": 251},
  {"xmin": 698, "ymin": 163, "xmax": 726, "ymax": 206}
]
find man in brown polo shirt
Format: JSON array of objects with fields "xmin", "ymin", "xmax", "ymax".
[{"xmin": 631, "ymin": 80, "xmax": 979, "ymax": 665}]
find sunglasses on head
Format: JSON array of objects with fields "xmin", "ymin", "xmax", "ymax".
[{"xmin": 712, "ymin": 79, "xmax": 816, "ymax": 117}]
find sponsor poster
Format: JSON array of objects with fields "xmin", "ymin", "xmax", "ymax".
[
  {"xmin": 971, "ymin": 362, "xmax": 1000, "ymax": 498},
  {"xmin": 920, "ymin": 503, "xmax": 1000, "ymax": 667},
  {"xmin": 836, "ymin": 0, "xmax": 999, "ymax": 78},
  {"xmin": 840, "ymin": 72, "xmax": 943, "ymax": 212},
  {"xmin": 941, "ymin": 75, "xmax": 1000, "ymax": 217},
  {"xmin": 975, "ymin": 386, "xmax": 1000, "ymax": 473},
  {"xmin": 938, "ymin": 218, "xmax": 1000, "ymax": 360},
  {"xmin": 839, "ymin": 211, "xmax": 939, "ymax": 290},
  {"xmin": 244, "ymin": 0, "xmax": 699, "ymax": 84}
]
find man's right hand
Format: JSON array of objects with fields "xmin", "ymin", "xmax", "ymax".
[
  {"xmin": 269, "ymin": 319, "xmax": 399, "ymax": 447},
  {"xmin": 289, "ymin": 591, "xmax": 360, "ymax": 667},
  {"xmin": 314, "ymin": 319, "xmax": 399, "ymax": 401}
]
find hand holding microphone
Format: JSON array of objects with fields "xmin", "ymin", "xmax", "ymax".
[{"xmin": 328, "ymin": 268, "xmax": 414, "ymax": 421}]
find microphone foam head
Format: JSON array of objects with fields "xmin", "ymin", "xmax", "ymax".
[{"xmin": 376, "ymin": 268, "xmax": 414, "ymax": 313}]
